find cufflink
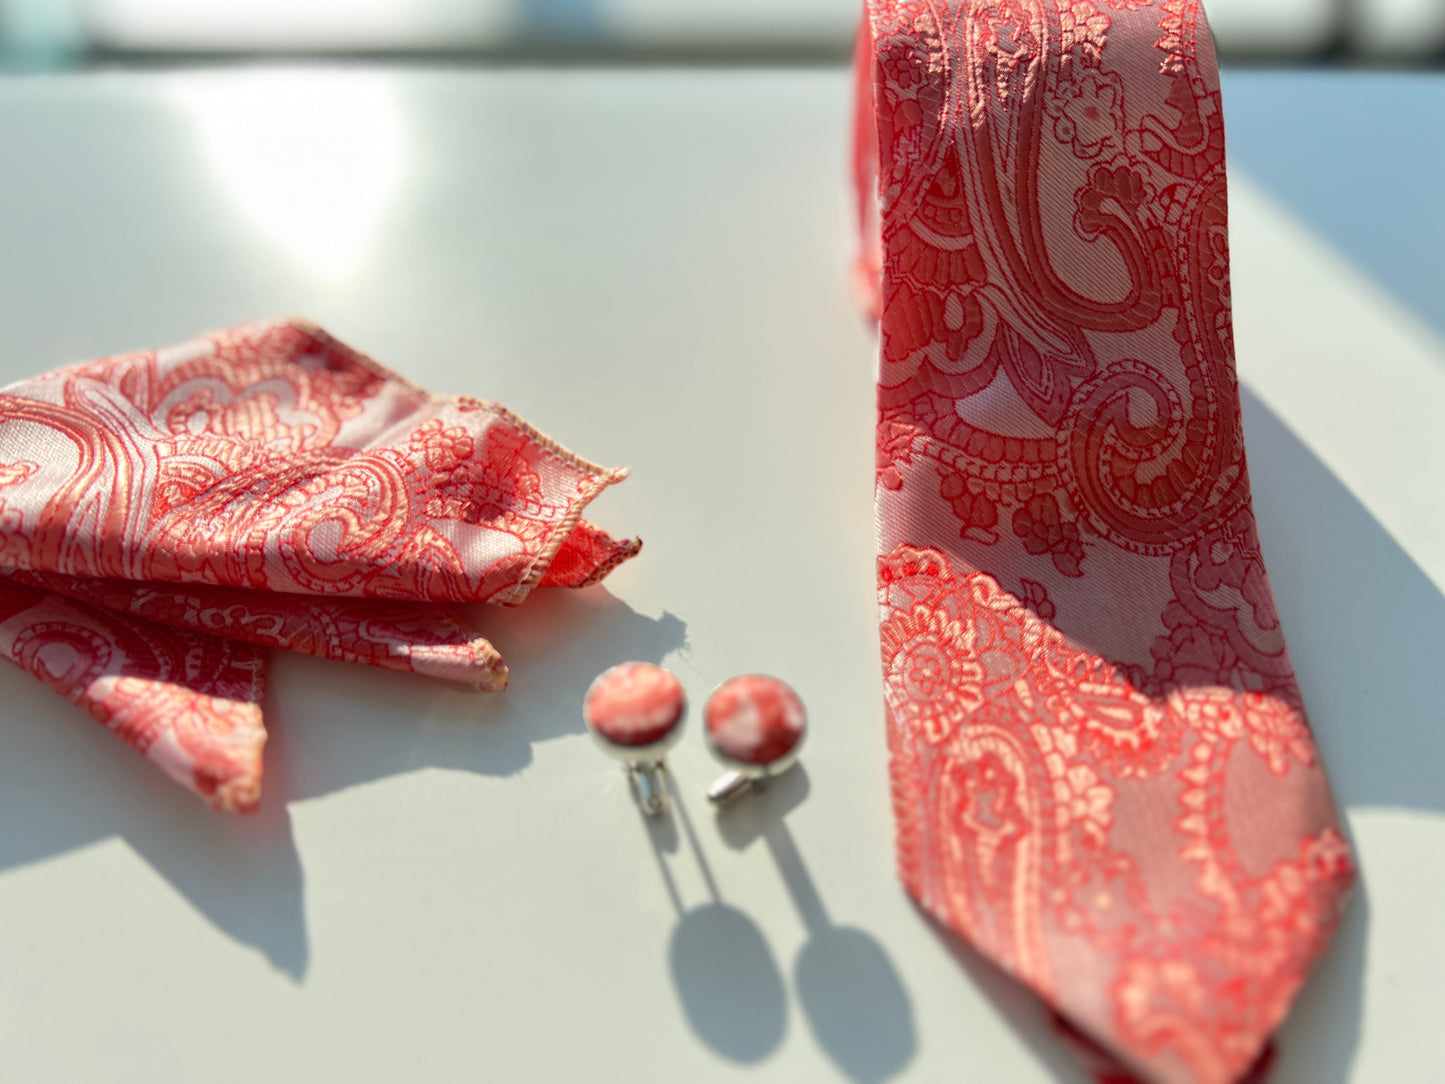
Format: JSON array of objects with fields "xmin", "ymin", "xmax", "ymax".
[
  {"xmin": 703, "ymin": 674, "xmax": 807, "ymax": 804},
  {"xmin": 583, "ymin": 661, "xmax": 687, "ymax": 815}
]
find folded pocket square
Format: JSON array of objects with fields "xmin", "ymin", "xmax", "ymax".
[{"xmin": 0, "ymin": 318, "xmax": 639, "ymax": 811}]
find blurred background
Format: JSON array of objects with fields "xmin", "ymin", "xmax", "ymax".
[{"xmin": 1, "ymin": 0, "xmax": 1443, "ymax": 67}]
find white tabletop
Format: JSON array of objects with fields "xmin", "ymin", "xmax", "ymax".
[{"xmin": 0, "ymin": 66, "xmax": 1440, "ymax": 1083}]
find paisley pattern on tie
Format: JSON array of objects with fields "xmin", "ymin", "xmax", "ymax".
[
  {"xmin": 859, "ymin": 2, "xmax": 1354, "ymax": 1080},
  {"xmin": 0, "ymin": 319, "xmax": 638, "ymax": 811}
]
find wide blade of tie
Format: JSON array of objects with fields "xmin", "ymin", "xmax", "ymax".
[{"xmin": 857, "ymin": 2, "xmax": 1355, "ymax": 1081}]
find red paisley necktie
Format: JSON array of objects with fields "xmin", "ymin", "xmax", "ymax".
[
  {"xmin": 0, "ymin": 318, "xmax": 638, "ymax": 811},
  {"xmin": 857, "ymin": 2, "xmax": 1354, "ymax": 1081}
]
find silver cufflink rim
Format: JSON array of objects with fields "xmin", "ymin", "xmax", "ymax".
[
  {"xmin": 702, "ymin": 673, "xmax": 807, "ymax": 805},
  {"xmin": 583, "ymin": 662, "xmax": 687, "ymax": 816}
]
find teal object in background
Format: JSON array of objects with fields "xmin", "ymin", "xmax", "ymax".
[{"xmin": 0, "ymin": 0, "xmax": 85, "ymax": 68}]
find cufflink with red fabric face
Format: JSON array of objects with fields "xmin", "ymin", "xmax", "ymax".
[
  {"xmin": 702, "ymin": 674, "xmax": 807, "ymax": 805},
  {"xmin": 583, "ymin": 661, "xmax": 687, "ymax": 815}
]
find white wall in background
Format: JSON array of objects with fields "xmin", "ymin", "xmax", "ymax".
[
  {"xmin": 39, "ymin": 0, "xmax": 1445, "ymax": 59},
  {"xmin": 1204, "ymin": 0, "xmax": 1340, "ymax": 54},
  {"xmin": 1355, "ymin": 0, "xmax": 1445, "ymax": 57},
  {"xmin": 75, "ymin": 0, "xmax": 1364, "ymax": 57},
  {"xmin": 84, "ymin": 0, "xmax": 513, "ymax": 51}
]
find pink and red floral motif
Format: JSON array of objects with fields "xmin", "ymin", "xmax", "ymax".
[
  {"xmin": 0, "ymin": 319, "xmax": 638, "ymax": 809},
  {"xmin": 861, "ymin": 1, "xmax": 1352, "ymax": 1080},
  {"xmin": 584, "ymin": 662, "xmax": 686, "ymax": 748},
  {"xmin": 877, "ymin": 547, "xmax": 1349, "ymax": 1082},
  {"xmin": 703, "ymin": 674, "xmax": 807, "ymax": 766},
  {"xmin": 1013, "ymin": 493, "xmax": 1087, "ymax": 577}
]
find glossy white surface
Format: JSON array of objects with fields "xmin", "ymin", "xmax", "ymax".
[{"xmin": 0, "ymin": 67, "xmax": 1440, "ymax": 1083}]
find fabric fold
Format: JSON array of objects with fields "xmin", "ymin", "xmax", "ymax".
[
  {"xmin": 7, "ymin": 570, "xmax": 509, "ymax": 690},
  {"xmin": 0, "ymin": 318, "xmax": 638, "ymax": 809},
  {"xmin": 0, "ymin": 577, "xmax": 266, "ymax": 812}
]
